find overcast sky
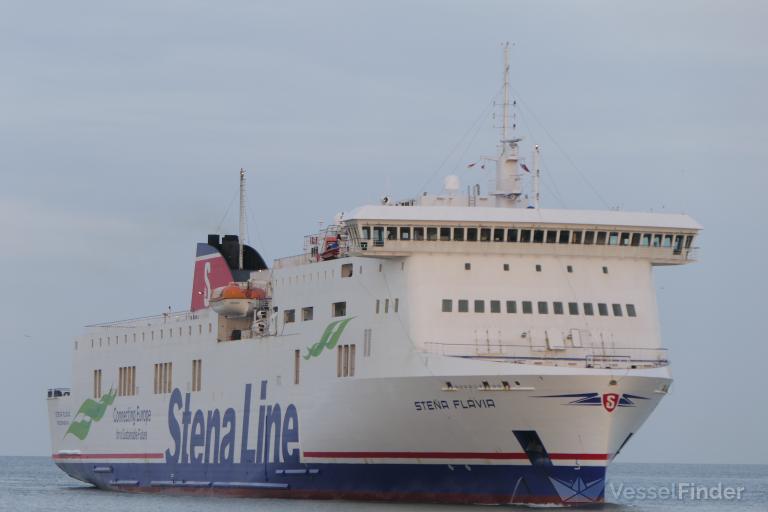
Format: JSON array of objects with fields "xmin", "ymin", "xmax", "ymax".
[{"xmin": 1, "ymin": 1, "xmax": 766, "ymax": 463}]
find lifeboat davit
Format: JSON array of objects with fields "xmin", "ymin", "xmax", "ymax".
[{"xmin": 209, "ymin": 283, "xmax": 251, "ymax": 317}]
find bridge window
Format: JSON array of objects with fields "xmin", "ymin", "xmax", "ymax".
[
  {"xmin": 332, "ymin": 301, "xmax": 347, "ymax": 317},
  {"xmin": 559, "ymin": 230, "xmax": 570, "ymax": 244},
  {"xmin": 440, "ymin": 227, "xmax": 451, "ymax": 241},
  {"xmin": 674, "ymin": 235, "xmax": 684, "ymax": 254},
  {"xmin": 572, "ymin": 231, "xmax": 582, "ymax": 244},
  {"xmin": 442, "ymin": 299, "xmax": 453, "ymax": 312},
  {"xmin": 506, "ymin": 300, "xmax": 517, "ymax": 313},
  {"xmin": 608, "ymin": 232, "xmax": 619, "ymax": 245},
  {"xmin": 386, "ymin": 227, "xmax": 397, "ymax": 240},
  {"xmin": 568, "ymin": 302, "xmax": 579, "ymax": 315},
  {"xmin": 631, "ymin": 233, "xmax": 641, "ymax": 246},
  {"xmin": 493, "ymin": 228, "xmax": 504, "ymax": 241},
  {"xmin": 302, "ymin": 307, "xmax": 314, "ymax": 321},
  {"xmin": 474, "ymin": 300, "xmax": 485, "ymax": 313},
  {"xmin": 373, "ymin": 226, "xmax": 384, "ymax": 242},
  {"xmin": 621, "ymin": 232, "xmax": 631, "ymax": 246},
  {"xmin": 426, "ymin": 227, "xmax": 437, "ymax": 241},
  {"xmin": 612, "ymin": 304, "xmax": 623, "ymax": 316},
  {"xmin": 284, "ymin": 309, "xmax": 296, "ymax": 323},
  {"xmin": 598, "ymin": 303, "xmax": 609, "ymax": 316},
  {"xmin": 414, "ymin": 227, "xmax": 424, "ymax": 240},
  {"xmin": 507, "ymin": 228, "xmax": 518, "ymax": 242},
  {"xmin": 663, "ymin": 234, "xmax": 673, "ymax": 248},
  {"xmin": 361, "ymin": 226, "xmax": 370, "ymax": 239},
  {"xmin": 520, "ymin": 229, "xmax": 532, "ymax": 243},
  {"xmin": 546, "ymin": 230, "xmax": 557, "ymax": 243},
  {"xmin": 626, "ymin": 304, "xmax": 637, "ymax": 317},
  {"xmin": 480, "ymin": 228, "xmax": 491, "ymax": 241},
  {"xmin": 533, "ymin": 230, "xmax": 544, "ymax": 243},
  {"xmin": 653, "ymin": 234, "xmax": 662, "ymax": 247},
  {"xmin": 641, "ymin": 233, "xmax": 651, "ymax": 246},
  {"xmin": 596, "ymin": 231, "xmax": 607, "ymax": 245},
  {"xmin": 583, "ymin": 303, "xmax": 595, "ymax": 316},
  {"xmin": 584, "ymin": 231, "xmax": 595, "ymax": 245},
  {"xmin": 458, "ymin": 300, "xmax": 469, "ymax": 313},
  {"xmin": 685, "ymin": 235, "xmax": 694, "ymax": 248},
  {"xmin": 553, "ymin": 302, "xmax": 564, "ymax": 315},
  {"xmin": 400, "ymin": 227, "xmax": 411, "ymax": 240},
  {"xmin": 490, "ymin": 300, "xmax": 501, "ymax": 313},
  {"xmin": 522, "ymin": 301, "xmax": 533, "ymax": 314},
  {"xmin": 453, "ymin": 227, "xmax": 464, "ymax": 241},
  {"xmin": 467, "ymin": 227, "xmax": 478, "ymax": 241},
  {"xmin": 537, "ymin": 301, "xmax": 549, "ymax": 314}
]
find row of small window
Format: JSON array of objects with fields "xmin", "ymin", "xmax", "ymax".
[
  {"xmin": 284, "ymin": 302, "xmax": 347, "ymax": 323},
  {"xmin": 91, "ymin": 360, "xmax": 202, "ymax": 399},
  {"xmin": 441, "ymin": 299, "xmax": 637, "ymax": 317},
  {"xmin": 88, "ymin": 324, "xmax": 213, "ymax": 348},
  {"xmin": 360, "ymin": 226, "xmax": 693, "ymax": 254},
  {"xmin": 375, "ymin": 298, "xmax": 399, "ymax": 314}
]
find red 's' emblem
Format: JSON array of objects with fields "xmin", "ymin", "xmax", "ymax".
[{"xmin": 602, "ymin": 393, "xmax": 619, "ymax": 412}]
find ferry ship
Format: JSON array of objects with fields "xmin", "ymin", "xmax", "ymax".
[{"xmin": 46, "ymin": 49, "xmax": 700, "ymax": 505}]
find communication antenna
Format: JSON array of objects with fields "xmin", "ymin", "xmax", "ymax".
[{"xmin": 239, "ymin": 168, "xmax": 247, "ymax": 270}]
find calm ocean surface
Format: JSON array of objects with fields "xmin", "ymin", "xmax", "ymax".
[{"xmin": 0, "ymin": 457, "xmax": 765, "ymax": 511}]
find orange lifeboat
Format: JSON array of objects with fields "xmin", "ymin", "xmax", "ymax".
[{"xmin": 210, "ymin": 283, "xmax": 250, "ymax": 317}]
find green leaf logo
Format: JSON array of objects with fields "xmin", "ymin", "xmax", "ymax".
[
  {"xmin": 65, "ymin": 388, "xmax": 117, "ymax": 440},
  {"xmin": 304, "ymin": 318, "xmax": 354, "ymax": 360}
]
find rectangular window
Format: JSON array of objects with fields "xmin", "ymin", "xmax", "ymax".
[
  {"xmin": 493, "ymin": 228, "xmax": 504, "ymax": 242},
  {"xmin": 93, "ymin": 369, "xmax": 102, "ymax": 399},
  {"xmin": 674, "ymin": 235, "xmax": 684, "ymax": 254},
  {"xmin": 386, "ymin": 227, "xmax": 397, "ymax": 240},
  {"xmin": 400, "ymin": 227, "xmax": 411, "ymax": 240},
  {"xmin": 337, "ymin": 346, "xmax": 343, "ymax": 377},
  {"xmin": 332, "ymin": 301, "xmax": 347, "ymax": 317},
  {"xmin": 612, "ymin": 303, "xmax": 624, "ymax": 317},
  {"xmin": 568, "ymin": 302, "xmax": 579, "ymax": 315},
  {"xmin": 480, "ymin": 228, "xmax": 491, "ymax": 241},
  {"xmin": 384, "ymin": 298, "xmax": 389, "ymax": 314},
  {"xmin": 440, "ymin": 227, "xmax": 451, "ymax": 241},
  {"xmin": 394, "ymin": 298, "xmax": 399, "ymax": 313},
  {"xmin": 598, "ymin": 303, "xmax": 609, "ymax": 316},
  {"xmin": 467, "ymin": 228, "xmax": 478, "ymax": 241},
  {"xmin": 341, "ymin": 263, "xmax": 353, "ymax": 278},
  {"xmin": 553, "ymin": 302, "xmax": 564, "ymax": 315},
  {"xmin": 154, "ymin": 362, "xmax": 172, "ymax": 394},
  {"xmin": 427, "ymin": 227, "xmax": 438, "ymax": 241},
  {"xmin": 442, "ymin": 299, "xmax": 453, "ymax": 312},
  {"xmin": 349, "ymin": 344, "xmax": 356, "ymax": 377},
  {"xmin": 663, "ymin": 234, "xmax": 673, "ymax": 247},
  {"xmin": 608, "ymin": 232, "xmax": 619, "ymax": 245},
  {"xmin": 685, "ymin": 235, "xmax": 694, "ymax": 249},
  {"xmin": 546, "ymin": 230, "xmax": 557, "ymax": 243},
  {"xmin": 537, "ymin": 301, "xmax": 549, "ymax": 314},
  {"xmin": 522, "ymin": 301, "xmax": 533, "ymax": 314},
  {"xmin": 458, "ymin": 300, "xmax": 469, "ymax": 313},
  {"xmin": 559, "ymin": 230, "xmax": 570, "ymax": 244},
  {"xmin": 641, "ymin": 233, "xmax": 651, "ymax": 246},
  {"xmin": 621, "ymin": 232, "xmax": 631, "ymax": 246},
  {"xmin": 584, "ymin": 231, "xmax": 595, "ymax": 245},
  {"xmin": 375, "ymin": 299, "xmax": 380, "ymax": 314},
  {"xmin": 583, "ymin": 303, "xmax": 595, "ymax": 316},
  {"xmin": 343, "ymin": 345, "xmax": 349, "ymax": 377},
  {"xmin": 302, "ymin": 306, "xmax": 314, "ymax": 321},
  {"xmin": 284, "ymin": 309, "xmax": 296, "ymax": 323},
  {"xmin": 507, "ymin": 228, "xmax": 518, "ymax": 242},
  {"xmin": 118, "ymin": 366, "xmax": 136, "ymax": 396},
  {"xmin": 653, "ymin": 234, "xmax": 662, "ymax": 247},
  {"xmin": 533, "ymin": 229, "xmax": 545, "ymax": 243},
  {"xmin": 520, "ymin": 229, "xmax": 532, "ymax": 243},
  {"xmin": 490, "ymin": 300, "xmax": 501, "ymax": 313},
  {"xmin": 294, "ymin": 350, "xmax": 300, "ymax": 385},
  {"xmin": 474, "ymin": 300, "xmax": 485, "ymax": 313},
  {"xmin": 363, "ymin": 328, "xmax": 372, "ymax": 357},
  {"xmin": 453, "ymin": 227, "xmax": 464, "ymax": 241},
  {"xmin": 631, "ymin": 233, "xmax": 641, "ymax": 246},
  {"xmin": 361, "ymin": 226, "xmax": 371, "ymax": 240},
  {"xmin": 596, "ymin": 231, "xmax": 607, "ymax": 245},
  {"xmin": 192, "ymin": 359, "xmax": 202, "ymax": 392},
  {"xmin": 572, "ymin": 231, "xmax": 582, "ymax": 244},
  {"xmin": 413, "ymin": 227, "xmax": 425, "ymax": 240},
  {"xmin": 626, "ymin": 304, "xmax": 637, "ymax": 317},
  {"xmin": 506, "ymin": 300, "xmax": 517, "ymax": 313}
]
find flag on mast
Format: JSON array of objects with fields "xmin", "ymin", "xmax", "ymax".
[{"xmin": 521, "ymin": 163, "xmax": 531, "ymax": 173}]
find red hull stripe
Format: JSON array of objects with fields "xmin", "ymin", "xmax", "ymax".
[
  {"xmin": 53, "ymin": 453, "xmax": 165, "ymax": 460},
  {"xmin": 302, "ymin": 451, "xmax": 609, "ymax": 461}
]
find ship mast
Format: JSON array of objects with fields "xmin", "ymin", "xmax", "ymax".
[
  {"xmin": 493, "ymin": 42, "xmax": 523, "ymax": 208},
  {"xmin": 239, "ymin": 168, "xmax": 247, "ymax": 270},
  {"xmin": 502, "ymin": 42, "xmax": 510, "ymax": 141}
]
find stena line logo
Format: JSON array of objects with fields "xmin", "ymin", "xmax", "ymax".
[
  {"xmin": 303, "ymin": 318, "xmax": 354, "ymax": 360},
  {"xmin": 165, "ymin": 380, "xmax": 299, "ymax": 465},
  {"xmin": 602, "ymin": 393, "xmax": 619, "ymax": 413},
  {"xmin": 65, "ymin": 389, "xmax": 117, "ymax": 440}
]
